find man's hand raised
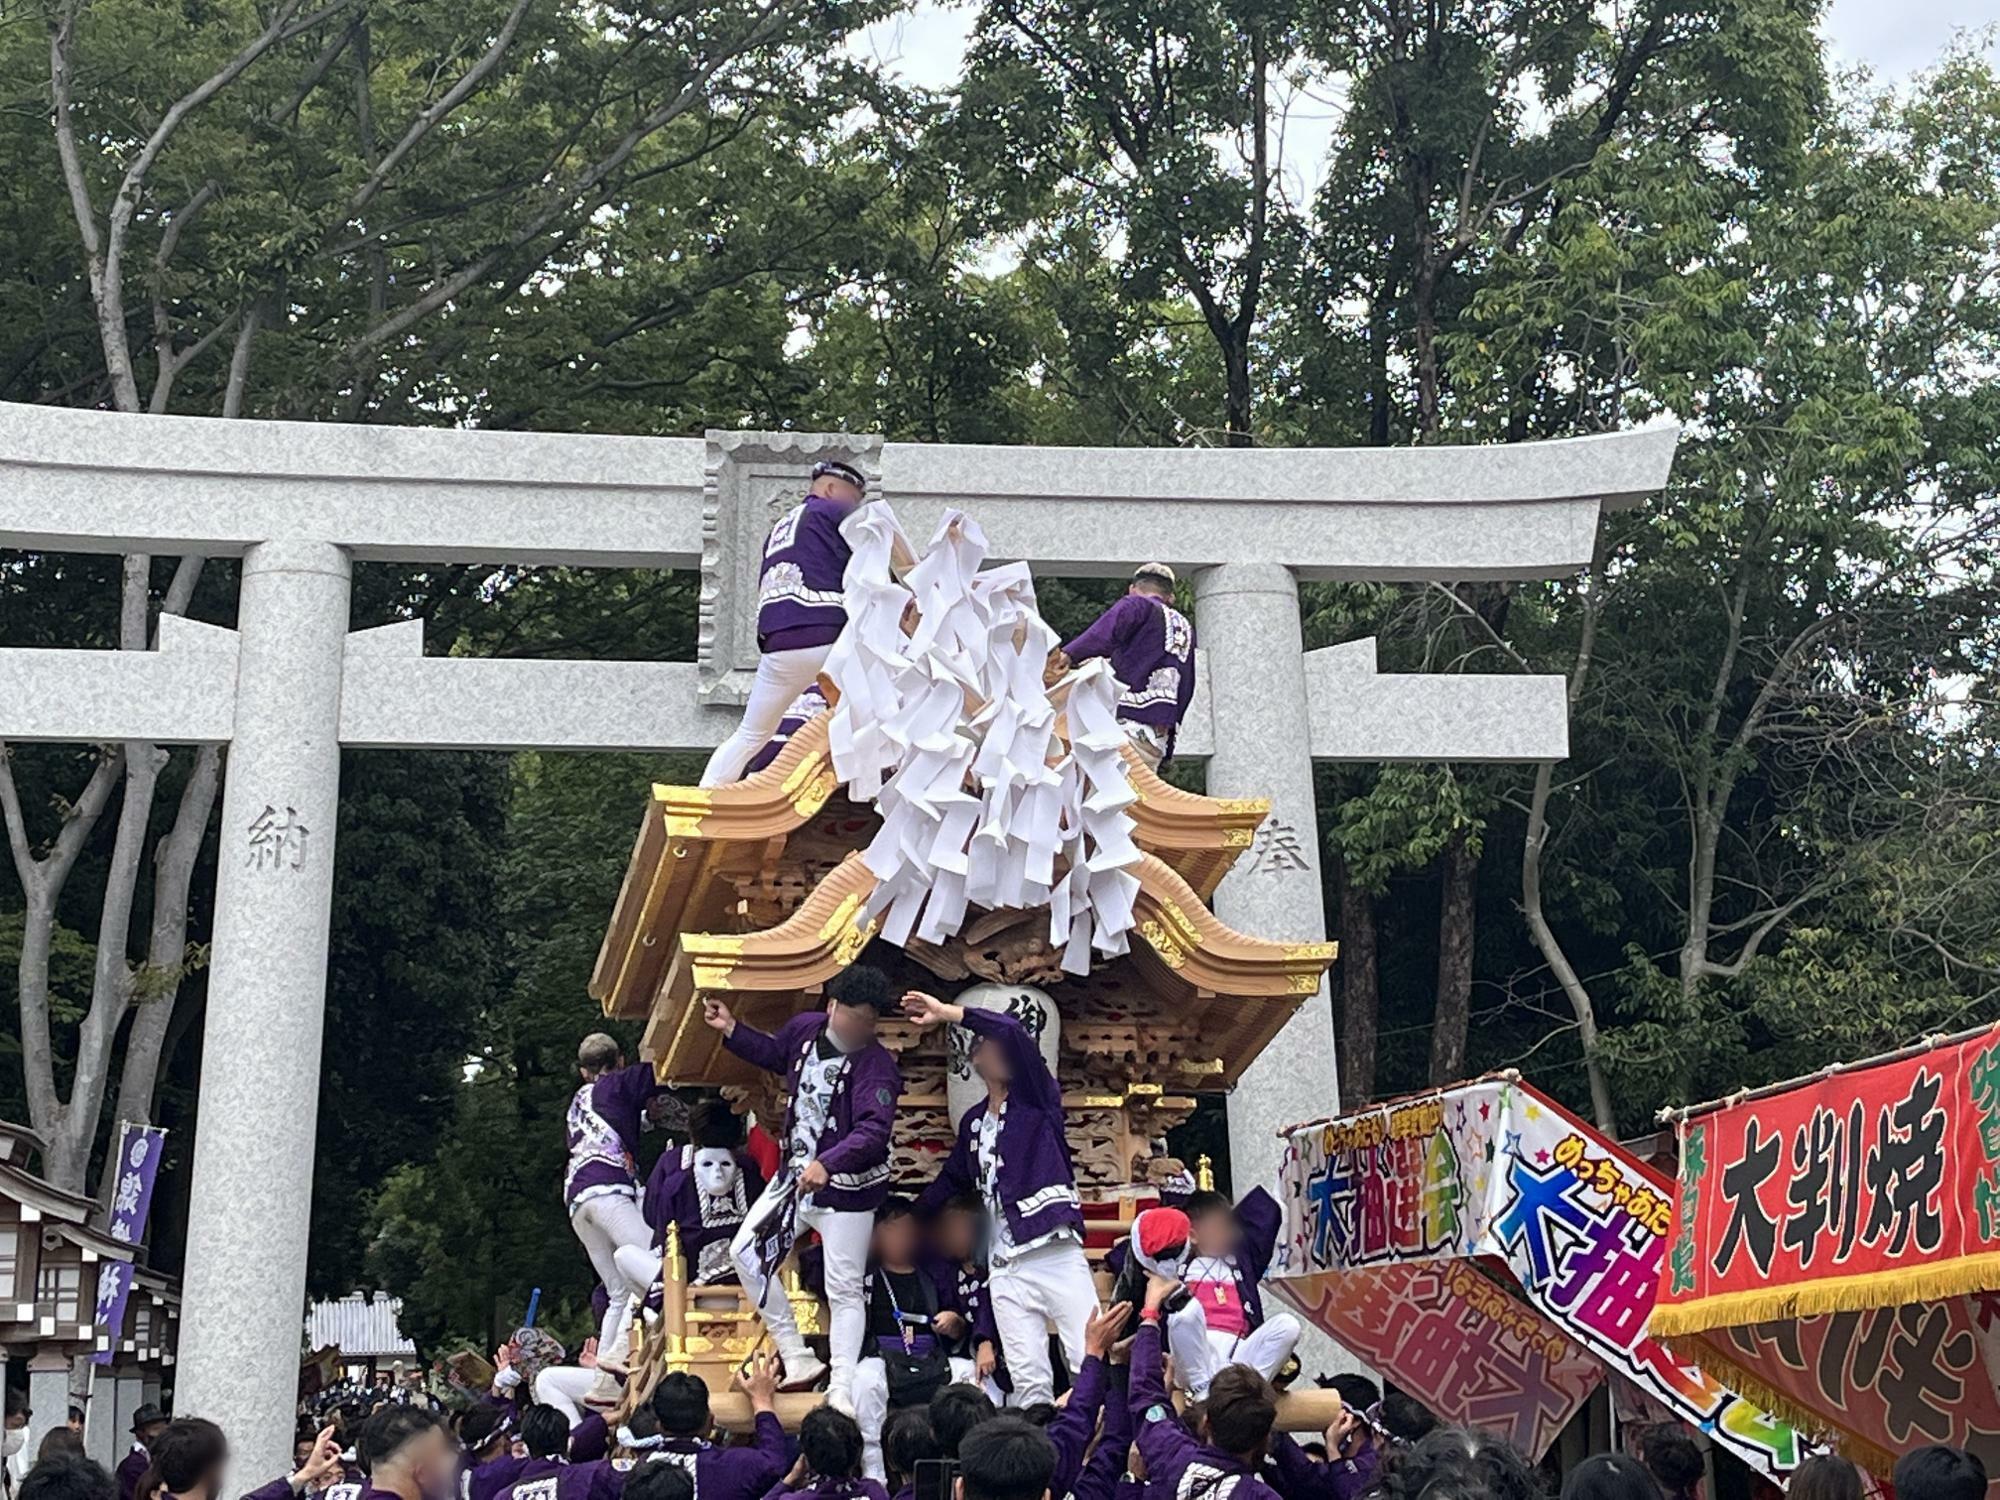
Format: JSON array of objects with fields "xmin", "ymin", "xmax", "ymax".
[
  {"xmin": 1085, "ymin": 1301, "xmax": 1132, "ymax": 1360},
  {"xmin": 900, "ymin": 991, "xmax": 964, "ymax": 1028},
  {"xmin": 702, "ymin": 997, "xmax": 736, "ymax": 1036}
]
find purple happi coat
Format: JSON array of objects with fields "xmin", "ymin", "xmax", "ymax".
[
  {"xmin": 757, "ymin": 496, "xmax": 853, "ymax": 652},
  {"xmin": 566, "ymin": 1060, "xmax": 665, "ymax": 1207},
  {"xmin": 117, "ymin": 1446, "xmax": 149, "ymax": 1500},
  {"xmin": 1129, "ymin": 1324, "xmax": 1283, "ymax": 1500},
  {"xmin": 1267, "ymin": 1432, "xmax": 1378, "ymax": 1500},
  {"xmin": 642, "ymin": 1143, "xmax": 764, "ymax": 1282},
  {"xmin": 758, "ymin": 1479, "xmax": 891, "ymax": 1500},
  {"xmin": 722, "ymin": 1014, "xmax": 901, "ymax": 1212},
  {"xmin": 915, "ymin": 1008, "xmax": 1082, "ymax": 1246},
  {"xmin": 500, "ymin": 1457, "xmax": 623, "ymax": 1500},
  {"xmin": 648, "ymin": 1412, "xmax": 788, "ymax": 1500},
  {"xmin": 1062, "ymin": 593, "xmax": 1197, "ymax": 743}
]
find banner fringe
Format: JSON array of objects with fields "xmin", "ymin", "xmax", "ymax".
[
  {"xmin": 1647, "ymin": 1251, "xmax": 2000, "ymax": 1337},
  {"xmin": 1669, "ymin": 1333, "xmax": 1901, "ymax": 1479}
]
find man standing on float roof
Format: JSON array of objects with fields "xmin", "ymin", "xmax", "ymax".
[
  {"xmin": 1049, "ymin": 563, "xmax": 1196, "ymax": 770},
  {"xmin": 700, "ymin": 459, "xmax": 867, "ymax": 787}
]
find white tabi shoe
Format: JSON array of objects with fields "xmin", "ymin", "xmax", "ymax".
[{"xmin": 778, "ymin": 1352, "xmax": 829, "ymax": 1392}]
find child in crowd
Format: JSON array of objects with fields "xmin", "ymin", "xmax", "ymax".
[
  {"xmin": 924, "ymin": 1193, "xmax": 1000, "ymax": 1393},
  {"xmin": 1165, "ymin": 1189, "xmax": 1301, "ymax": 1401}
]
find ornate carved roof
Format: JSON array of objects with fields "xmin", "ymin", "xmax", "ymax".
[{"xmin": 590, "ymin": 712, "xmax": 1335, "ymax": 1093}]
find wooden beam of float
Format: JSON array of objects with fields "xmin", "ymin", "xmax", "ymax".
[
  {"xmin": 589, "ymin": 712, "xmax": 1275, "ymax": 1023},
  {"xmin": 634, "ymin": 850, "xmax": 1334, "ymax": 1091}
]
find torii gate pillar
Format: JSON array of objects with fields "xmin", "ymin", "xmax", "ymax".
[
  {"xmin": 174, "ymin": 541, "xmax": 353, "ymax": 1444},
  {"xmin": 1196, "ymin": 562, "xmax": 1335, "ymax": 1194}
]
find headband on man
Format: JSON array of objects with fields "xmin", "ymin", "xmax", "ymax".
[
  {"xmin": 810, "ymin": 459, "xmax": 867, "ymax": 493},
  {"xmin": 1133, "ymin": 562, "xmax": 1176, "ymax": 588}
]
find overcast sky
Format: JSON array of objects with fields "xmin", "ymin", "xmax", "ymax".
[{"xmin": 856, "ymin": 0, "xmax": 2000, "ymax": 175}]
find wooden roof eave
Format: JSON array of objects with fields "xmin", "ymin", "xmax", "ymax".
[
  {"xmin": 594, "ymin": 721, "xmax": 1275, "ymax": 1019},
  {"xmin": 644, "ymin": 854, "xmax": 1336, "ymax": 1090},
  {"xmin": 1120, "ymin": 748, "xmax": 1269, "ymax": 898},
  {"xmin": 589, "ymin": 720, "xmax": 843, "ymax": 1018}
]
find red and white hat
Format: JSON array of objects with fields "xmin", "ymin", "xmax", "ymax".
[{"xmin": 1129, "ymin": 1204, "xmax": 1192, "ymax": 1279}]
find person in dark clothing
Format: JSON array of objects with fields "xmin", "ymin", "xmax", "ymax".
[
  {"xmin": 21, "ymin": 1457, "xmax": 115, "ymax": 1500},
  {"xmin": 1892, "ymin": 1447, "xmax": 1988, "ymax": 1500},
  {"xmin": 1640, "ymin": 1431, "xmax": 1703, "ymax": 1500},
  {"xmin": 955, "ymin": 1419, "xmax": 1054, "ymax": 1500}
]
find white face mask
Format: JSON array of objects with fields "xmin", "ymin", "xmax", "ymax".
[
  {"xmin": 692, "ymin": 1148, "xmax": 739, "ymax": 1200},
  {"xmin": 3, "ymin": 1430, "xmax": 25, "ymax": 1459}
]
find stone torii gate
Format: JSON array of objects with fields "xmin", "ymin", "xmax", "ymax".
[{"xmin": 0, "ymin": 401, "xmax": 1677, "ymax": 1473}]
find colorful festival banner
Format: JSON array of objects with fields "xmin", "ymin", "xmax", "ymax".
[
  {"xmin": 1646, "ymin": 1026, "xmax": 2000, "ymax": 1480},
  {"xmin": 1274, "ymin": 1079, "xmax": 1805, "ymax": 1479},
  {"xmin": 1652, "ymin": 1024, "xmax": 2000, "ymax": 1333},
  {"xmin": 1283, "ymin": 1259, "xmax": 1603, "ymax": 1458},
  {"xmin": 91, "ymin": 1122, "xmax": 166, "ymax": 1364}
]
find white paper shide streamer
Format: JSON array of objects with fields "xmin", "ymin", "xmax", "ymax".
[{"xmin": 823, "ymin": 501, "xmax": 1142, "ymax": 971}]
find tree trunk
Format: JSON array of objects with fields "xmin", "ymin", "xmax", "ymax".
[
  {"xmin": 1429, "ymin": 827, "xmax": 1477, "ymax": 1083},
  {"xmin": 1336, "ymin": 855, "xmax": 1380, "ymax": 1107},
  {"xmin": 1223, "ymin": 335, "xmax": 1254, "ymax": 448}
]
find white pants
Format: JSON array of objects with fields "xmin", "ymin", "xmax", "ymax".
[
  {"xmin": 1166, "ymin": 1301, "xmax": 1302, "ymax": 1399},
  {"xmin": 700, "ymin": 645, "xmax": 833, "ymax": 786},
  {"xmin": 730, "ymin": 1179, "xmax": 874, "ymax": 1404},
  {"xmin": 988, "ymin": 1238, "xmax": 1100, "ymax": 1407},
  {"xmin": 855, "ymin": 1356, "xmax": 976, "ymax": 1481},
  {"xmin": 570, "ymin": 1191, "xmax": 655, "ymax": 1359},
  {"xmin": 535, "ymin": 1365, "xmax": 599, "ymax": 1428}
]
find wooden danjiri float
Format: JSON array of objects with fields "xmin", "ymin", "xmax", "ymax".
[{"xmin": 588, "ymin": 706, "xmax": 1341, "ymax": 1430}]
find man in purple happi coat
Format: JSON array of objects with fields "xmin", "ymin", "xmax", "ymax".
[
  {"xmin": 243, "ymin": 1407, "xmax": 456, "ymax": 1500},
  {"xmin": 628, "ymin": 1097, "xmax": 764, "ymax": 1288},
  {"xmin": 643, "ymin": 1358, "xmax": 788, "ymax": 1500},
  {"xmin": 116, "ymin": 1404, "xmax": 167, "ymax": 1500},
  {"xmin": 565, "ymin": 1034, "xmax": 671, "ymax": 1398},
  {"xmin": 497, "ymin": 1407, "xmax": 623, "ymax": 1500},
  {"xmin": 701, "ymin": 460, "xmax": 867, "ymax": 787},
  {"xmin": 1050, "ymin": 563, "xmax": 1196, "ymax": 769},
  {"xmin": 704, "ymin": 964, "xmax": 904, "ymax": 1409},
  {"xmin": 905, "ymin": 991, "xmax": 1099, "ymax": 1408},
  {"xmin": 1129, "ymin": 1273, "xmax": 1284, "ymax": 1500}
]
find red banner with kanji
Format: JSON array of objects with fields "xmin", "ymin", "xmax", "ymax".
[{"xmin": 1652, "ymin": 1024, "xmax": 2000, "ymax": 1336}]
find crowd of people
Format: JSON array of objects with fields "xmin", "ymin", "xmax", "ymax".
[{"xmin": 7, "ymin": 1333, "xmax": 1991, "ymax": 1500}]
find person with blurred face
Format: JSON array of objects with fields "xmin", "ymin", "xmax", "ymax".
[
  {"xmin": 701, "ymin": 460, "xmax": 868, "ymax": 787},
  {"xmin": 907, "ymin": 991, "xmax": 1097, "ymax": 1408},
  {"xmin": 852, "ymin": 1199, "xmax": 982, "ymax": 1482},
  {"xmin": 349, "ymin": 1408, "xmax": 455, "ymax": 1500},
  {"xmin": 563, "ymin": 1031, "xmax": 670, "ymax": 1403},
  {"xmin": 705, "ymin": 964, "xmax": 904, "ymax": 1411},
  {"xmin": 925, "ymin": 1194, "xmax": 1001, "ymax": 1395}
]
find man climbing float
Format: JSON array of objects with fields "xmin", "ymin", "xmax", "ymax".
[
  {"xmin": 907, "ymin": 989, "xmax": 1100, "ymax": 1407},
  {"xmin": 700, "ymin": 460, "xmax": 867, "ymax": 787},
  {"xmin": 563, "ymin": 1032, "xmax": 670, "ymax": 1406},
  {"xmin": 1049, "ymin": 563, "xmax": 1196, "ymax": 770},
  {"xmin": 704, "ymin": 964, "xmax": 904, "ymax": 1414}
]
